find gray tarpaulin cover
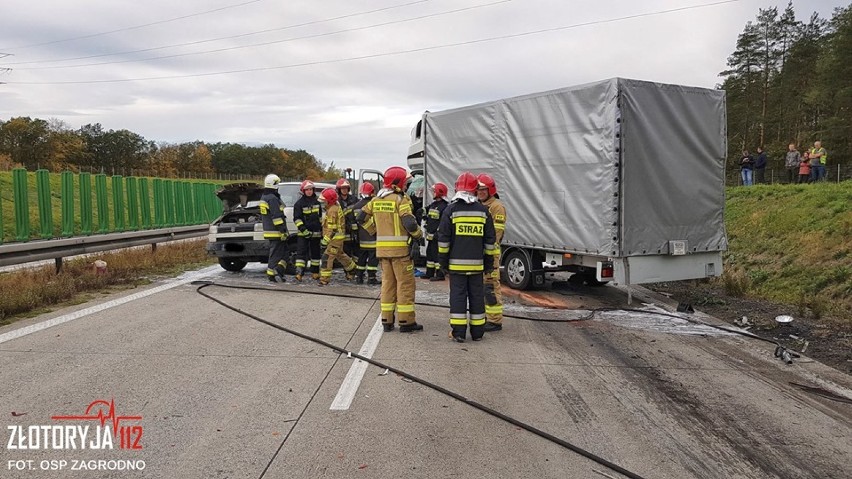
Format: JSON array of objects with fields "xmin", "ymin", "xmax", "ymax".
[{"xmin": 423, "ymin": 78, "xmax": 727, "ymax": 257}]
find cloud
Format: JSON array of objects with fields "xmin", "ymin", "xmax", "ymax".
[{"xmin": 0, "ymin": 0, "xmax": 841, "ymax": 173}]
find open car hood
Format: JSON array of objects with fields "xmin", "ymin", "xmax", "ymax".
[{"xmin": 216, "ymin": 182, "xmax": 264, "ymax": 211}]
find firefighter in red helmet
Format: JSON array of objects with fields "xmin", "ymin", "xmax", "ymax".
[
  {"xmin": 292, "ymin": 180, "xmax": 322, "ymax": 281},
  {"xmin": 422, "ymin": 182, "xmax": 449, "ymax": 281},
  {"xmin": 336, "ymin": 178, "xmax": 360, "ymax": 260},
  {"xmin": 357, "ymin": 166, "xmax": 424, "ymax": 332},
  {"xmin": 351, "ymin": 182, "xmax": 379, "ymax": 284},
  {"xmin": 437, "ymin": 172, "xmax": 497, "ymax": 342},
  {"xmin": 319, "ymin": 188, "xmax": 357, "ymax": 285},
  {"xmin": 477, "ymin": 173, "xmax": 506, "ymax": 331}
]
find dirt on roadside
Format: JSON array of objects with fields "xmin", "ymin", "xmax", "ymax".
[{"xmin": 647, "ymin": 280, "xmax": 852, "ymax": 375}]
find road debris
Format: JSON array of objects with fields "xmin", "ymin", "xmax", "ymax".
[
  {"xmin": 775, "ymin": 315, "xmax": 794, "ymax": 323},
  {"xmin": 378, "ymin": 369, "xmax": 389, "ymax": 376}
]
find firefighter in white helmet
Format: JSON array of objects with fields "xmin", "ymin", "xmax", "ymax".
[{"xmin": 259, "ymin": 174, "xmax": 288, "ymax": 282}]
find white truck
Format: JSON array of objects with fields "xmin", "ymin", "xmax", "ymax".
[{"xmin": 407, "ymin": 78, "xmax": 728, "ymax": 290}]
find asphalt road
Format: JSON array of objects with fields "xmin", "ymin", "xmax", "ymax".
[{"xmin": 1, "ymin": 264, "xmax": 850, "ymax": 479}]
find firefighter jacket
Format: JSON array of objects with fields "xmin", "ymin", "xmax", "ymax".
[
  {"xmin": 352, "ymin": 196, "xmax": 377, "ymax": 249},
  {"xmin": 424, "ymin": 198, "xmax": 448, "ymax": 241},
  {"xmin": 481, "ymin": 196, "xmax": 506, "ymax": 244},
  {"xmin": 321, "ymin": 203, "xmax": 347, "ymax": 245},
  {"xmin": 339, "ymin": 194, "xmax": 359, "ymax": 237},
  {"xmin": 293, "ymin": 194, "xmax": 322, "ymax": 238},
  {"xmin": 437, "ymin": 197, "xmax": 497, "ymax": 274},
  {"xmin": 358, "ymin": 189, "xmax": 422, "ymax": 258},
  {"xmin": 260, "ymin": 189, "xmax": 288, "ymax": 240}
]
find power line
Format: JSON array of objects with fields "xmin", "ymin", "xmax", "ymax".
[
  {"xmin": 0, "ymin": 0, "xmax": 434, "ymax": 66},
  {"xmin": 6, "ymin": 0, "xmax": 511, "ymax": 71},
  {"xmin": 4, "ymin": 0, "xmax": 741, "ymax": 85},
  {"xmin": 1, "ymin": 0, "xmax": 264, "ymax": 51}
]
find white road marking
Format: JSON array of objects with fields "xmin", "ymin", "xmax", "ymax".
[
  {"xmin": 330, "ymin": 315, "xmax": 384, "ymax": 411},
  {"xmin": 0, "ymin": 265, "xmax": 220, "ymax": 345}
]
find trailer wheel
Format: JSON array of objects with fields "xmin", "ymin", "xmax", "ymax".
[
  {"xmin": 504, "ymin": 250, "xmax": 532, "ymax": 290},
  {"xmin": 218, "ymin": 258, "xmax": 247, "ymax": 272}
]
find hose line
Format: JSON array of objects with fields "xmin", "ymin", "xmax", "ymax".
[{"xmin": 193, "ymin": 281, "xmax": 648, "ymax": 479}]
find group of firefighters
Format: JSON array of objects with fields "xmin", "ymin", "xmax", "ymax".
[{"xmin": 258, "ymin": 166, "xmax": 506, "ymax": 342}]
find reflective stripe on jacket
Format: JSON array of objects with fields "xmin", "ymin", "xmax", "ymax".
[
  {"xmin": 260, "ymin": 189, "xmax": 287, "ymax": 239},
  {"xmin": 437, "ymin": 200, "xmax": 497, "ymax": 274},
  {"xmin": 359, "ymin": 190, "xmax": 422, "ymax": 258}
]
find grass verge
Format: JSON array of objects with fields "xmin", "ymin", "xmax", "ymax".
[
  {"xmin": 0, "ymin": 239, "xmax": 214, "ymax": 326},
  {"xmin": 720, "ymin": 182, "xmax": 851, "ymax": 324}
]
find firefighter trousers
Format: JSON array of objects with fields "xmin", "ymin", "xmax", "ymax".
[
  {"xmin": 357, "ymin": 248, "xmax": 379, "ymax": 278},
  {"xmin": 424, "ymin": 236, "xmax": 441, "ymax": 277},
  {"xmin": 320, "ymin": 239, "xmax": 355, "ymax": 281},
  {"xmin": 296, "ymin": 236, "xmax": 322, "ymax": 274},
  {"xmin": 380, "ymin": 256, "xmax": 416, "ymax": 326},
  {"xmin": 449, "ymin": 273, "xmax": 486, "ymax": 340},
  {"xmin": 484, "ymin": 253, "xmax": 503, "ymax": 324},
  {"xmin": 267, "ymin": 238, "xmax": 289, "ymax": 277}
]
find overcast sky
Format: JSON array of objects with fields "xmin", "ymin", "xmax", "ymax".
[{"xmin": 0, "ymin": 0, "xmax": 843, "ymax": 172}]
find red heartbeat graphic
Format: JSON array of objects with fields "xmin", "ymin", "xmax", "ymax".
[{"xmin": 51, "ymin": 399, "xmax": 142, "ymax": 435}]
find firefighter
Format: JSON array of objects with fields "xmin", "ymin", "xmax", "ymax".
[
  {"xmin": 259, "ymin": 174, "xmax": 288, "ymax": 283},
  {"xmin": 421, "ymin": 182, "xmax": 449, "ymax": 281},
  {"xmin": 352, "ymin": 182, "xmax": 379, "ymax": 285},
  {"xmin": 477, "ymin": 174, "xmax": 506, "ymax": 331},
  {"xmin": 437, "ymin": 172, "xmax": 497, "ymax": 342},
  {"xmin": 336, "ymin": 178, "xmax": 360, "ymax": 260},
  {"xmin": 357, "ymin": 166, "xmax": 424, "ymax": 332},
  {"xmin": 292, "ymin": 180, "xmax": 323, "ymax": 281},
  {"xmin": 318, "ymin": 188, "xmax": 357, "ymax": 285}
]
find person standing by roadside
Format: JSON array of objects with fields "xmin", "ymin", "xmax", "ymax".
[
  {"xmin": 798, "ymin": 154, "xmax": 811, "ymax": 184},
  {"xmin": 421, "ymin": 182, "xmax": 449, "ymax": 281},
  {"xmin": 740, "ymin": 150, "xmax": 754, "ymax": 186},
  {"xmin": 754, "ymin": 147, "xmax": 767, "ymax": 184},
  {"xmin": 351, "ymin": 182, "xmax": 379, "ymax": 285},
  {"xmin": 260, "ymin": 174, "xmax": 288, "ymax": 283},
  {"xmin": 318, "ymin": 188, "xmax": 357, "ymax": 286},
  {"xmin": 358, "ymin": 166, "xmax": 424, "ymax": 333},
  {"xmin": 438, "ymin": 172, "xmax": 498, "ymax": 343},
  {"xmin": 785, "ymin": 144, "xmax": 801, "ymax": 184},
  {"xmin": 477, "ymin": 174, "xmax": 506, "ymax": 332},
  {"xmin": 292, "ymin": 180, "xmax": 322, "ymax": 281},
  {"xmin": 809, "ymin": 141, "xmax": 828, "ymax": 182}
]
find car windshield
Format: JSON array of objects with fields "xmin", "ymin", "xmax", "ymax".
[{"xmin": 277, "ymin": 184, "xmax": 302, "ymax": 207}]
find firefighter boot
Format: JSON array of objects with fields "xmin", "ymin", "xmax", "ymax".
[
  {"xmin": 355, "ymin": 271, "xmax": 365, "ymax": 284},
  {"xmin": 294, "ymin": 270, "xmax": 303, "ymax": 282},
  {"xmin": 367, "ymin": 272, "xmax": 378, "ymax": 285},
  {"xmin": 399, "ymin": 322, "xmax": 424, "ymax": 333},
  {"xmin": 275, "ymin": 264, "xmax": 287, "ymax": 283},
  {"xmin": 449, "ymin": 327, "xmax": 466, "ymax": 343},
  {"xmin": 312, "ymin": 273, "xmax": 321, "ymax": 281},
  {"xmin": 422, "ymin": 267, "xmax": 434, "ymax": 280},
  {"xmin": 430, "ymin": 270, "xmax": 445, "ymax": 282}
]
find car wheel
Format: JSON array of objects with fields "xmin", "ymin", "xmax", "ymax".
[
  {"xmin": 503, "ymin": 249, "xmax": 532, "ymax": 290},
  {"xmin": 218, "ymin": 258, "xmax": 247, "ymax": 272}
]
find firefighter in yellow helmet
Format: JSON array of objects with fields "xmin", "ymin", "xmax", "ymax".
[
  {"xmin": 357, "ymin": 166, "xmax": 424, "ymax": 332},
  {"xmin": 259, "ymin": 174, "xmax": 288, "ymax": 282},
  {"xmin": 477, "ymin": 173, "xmax": 506, "ymax": 331},
  {"xmin": 318, "ymin": 188, "xmax": 357, "ymax": 285}
]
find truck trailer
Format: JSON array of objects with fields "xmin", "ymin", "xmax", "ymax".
[{"xmin": 407, "ymin": 78, "xmax": 728, "ymax": 290}]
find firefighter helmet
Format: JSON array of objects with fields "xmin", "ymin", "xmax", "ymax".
[
  {"xmin": 477, "ymin": 173, "xmax": 497, "ymax": 196},
  {"xmin": 383, "ymin": 166, "xmax": 408, "ymax": 190},
  {"xmin": 359, "ymin": 182, "xmax": 375, "ymax": 196},
  {"xmin": 335, "ymin": 178, "xmax": 351, "ymax": 191},
  {"xmin": 455, "ymin": 172, "xmax": 479, "ymax": 194},
  {"xmin": 432, "ymin": 182, "xmax": 448, "ymax": 199},
  {"xmin": 321, "ymin": 188, "xmax": 338, "ymax": 205},
  {"xmin": 264, "ymin": 174, "xmax": 281, "ymax": 188},
  {"xmin": 299, "ymin": 180, "xmax": 315, "ymax": 192}
]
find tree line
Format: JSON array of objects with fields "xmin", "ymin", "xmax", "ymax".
[
  {"xmin": 0, "ymin": 117, "xmax": 342, "ymax": 181},
  {"xmin": 720, "ymin": 2, "xmax": 851, "ymax": 169}
]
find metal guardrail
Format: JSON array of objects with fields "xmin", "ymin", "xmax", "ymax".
[{"xmin": 0, "ymin": 225, "xmax": 209, "ymax": 270}]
